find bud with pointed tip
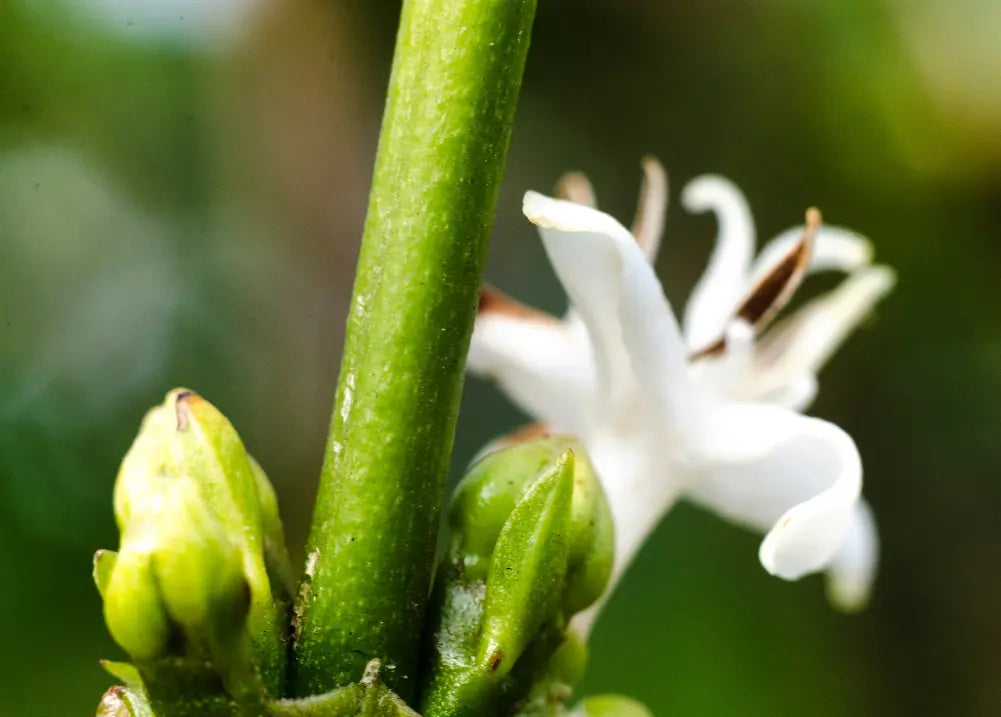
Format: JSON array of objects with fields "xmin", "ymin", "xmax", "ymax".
[
  {"xmin": 476, "ymin": 450, "xmax": 573, "ymax": 678},
  {"xmin": 450, "ymin": 435, "xmax": 614, "ymax": 614},
  {"xmin": 96, "ymin": 389, "xmax": 292, "ymax": 705},
  {"xmin": 420, "ymin": 436, "xmax": 615, "ymax": 716}
]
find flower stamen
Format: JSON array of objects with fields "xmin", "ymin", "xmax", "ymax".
[
  {"xmin": 630, "ymin": 157, "xmax": 668, "ymax": 259},
  {"xmin": 690, "ymin": 208, "xmax": 819, "ymax": 360},
  {"xmin": 555, "ymin": 171, "xmax": 597, "ymax": 207}
]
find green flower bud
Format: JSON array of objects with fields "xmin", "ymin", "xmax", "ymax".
[
  {"xmin": 451, "ymin": 435, "xmax": 614, "ymax": 616},
  {"xmin": 570, "ymin": 695, "xmax": 653, "ymax": 717},
  {"xmin": 421, "ymin": 436, "xmax": 615, "ymax": 717},
  {"xmin": 98, "ymin": 389, "xmax": 292, "ymax": 704},
  {"xmin": 477, "ymin": 450, "xmax": 574, "ymax": 676}
]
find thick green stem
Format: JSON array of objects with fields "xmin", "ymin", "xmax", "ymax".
[{"xmin": 292, "ymin": 0, "xmax": 537, "ymax": 700}]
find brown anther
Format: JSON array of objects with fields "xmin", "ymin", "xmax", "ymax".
[
  {"xmin": 734, "ymin": 214, "xmax": 816, "ymax": 330},
  {"xmin": 688, "ymin": 208, "xmax": 820, "ymax": 362}
]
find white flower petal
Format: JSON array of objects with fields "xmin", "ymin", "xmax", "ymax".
[
  {"xmin": 754, "ymin": 265, "xmax": 896, "ymax": 383},
  {"xmin": 591, "ymin": 426, "xmax": 683, "ymax": 587},
  {"xmin": 753, "ymin": 225, "xmax": 874, "ymax": 283},
  {"xmin": 686, "ymin": 404, "xmax": 862, "ymax": 580},
  {"xmin": 468, "ymin": 310, "xmax": 596, "ymax": 435},
  {"xmin": 681, "ymin": 175, "xmax": 756, "ymax": 349},
  {"xmin": 571, "ymin": 422, "xmax": 684, "ymax": 639},
  {"xmin": 825, "ymin": 500, "xmax": 878, "ymax": 611},
  {"xmin": 523, "ymin": 191, "xmax": 692, "ymax": 426},
  {"xmin": 752, "ymin": 371, "xmax": 819, "ymax": 412},
  {"xmin": 687, "ymin": 320, "xmax": 756, "ymax": 399}
]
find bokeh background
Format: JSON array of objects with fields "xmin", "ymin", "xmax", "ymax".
[{"xmin": 2, "ymin": 1, "xmax": 1000, "ymax": 714}]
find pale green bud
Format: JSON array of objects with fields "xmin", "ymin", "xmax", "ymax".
[
  {"xmin": 420, "ymin": 436, "xmax": 615, "ymax": 716},
  {"xmin": 451, "ymin": 435, "xmax": 614, "ymax": 615},
  {"xmin": 98, "ymin": 388, "xmax": 291, "ymax": 702}
]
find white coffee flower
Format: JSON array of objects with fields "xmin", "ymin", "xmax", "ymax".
[{"xmin": 468, "ymin": 160, "xmax": 894, "ymax": 632}]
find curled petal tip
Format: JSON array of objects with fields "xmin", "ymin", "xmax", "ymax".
[
  {"xmin": 523, "ymin": 190, "xmax": 629, "ymax": 239},
  {"xmin": 826, "ymin": 576, "xmax": 872, "ymax": 613},
  {"xmin": 758, "ymin": 495, "xmax": 858, "ymax": 582},
  {"xmin": 522, "ymin": 191, "xmax": 574, "ymax": 230},
  {"xmin": 681, "ymin": 174, "xmax": 736, "ymax": 212},
  {"xmin": 867, "ymin": 264, "xmax": 898, "ymax": 292},
  {"xmin": 522, "ymin": 189, "xmax": 548, "ymax": 219},
  {"xmin": 825, "ymin": 501, "xmax": 878, "ymax": 612}
]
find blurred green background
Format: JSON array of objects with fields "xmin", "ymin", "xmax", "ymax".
[{"xmin": 2, "ymin": 1, "xmax": 1000, "ymax": 714}]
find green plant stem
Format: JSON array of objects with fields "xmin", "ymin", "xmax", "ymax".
[{"xmin": 291, "ymin": 0, "xmax": 537, "ymax": 701}]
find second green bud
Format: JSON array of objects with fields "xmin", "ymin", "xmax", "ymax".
[{"xmin": 420, "ymin": 435, "xmax": 614, "ymax": 716}]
